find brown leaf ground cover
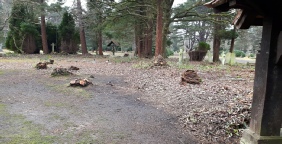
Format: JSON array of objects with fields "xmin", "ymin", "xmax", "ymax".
[{"xmin": 0, "ymin": 54, "xmax": 254, "ymax": 143}]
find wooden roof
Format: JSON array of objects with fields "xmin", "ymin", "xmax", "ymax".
[
  {"xmin": 204, "ymin": 0, "xmax": 282, "ymax": 29},
  {"xmin": 107, "ymin": 40, "xmax": 120, "ymax": 47}
]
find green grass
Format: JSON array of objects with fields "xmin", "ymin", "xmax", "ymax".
[
  {"xmin": 0, "ymin": 70, "xmax": 4, "ymax": 75},
  {"xmin": 0, "ymin": 103, "xmax": 6, "ymax": 115},
  {"xmin": 44, "ymin": 101, "xmax": 66, "ymax": 107},
  {"xmin": 47, "ymin": 83, "xmax": 91, "ymax": 98},
  {"xmin": 132, "ymin": 61, "xmax": 152, "ymax": 69},
  {"xmin": 110, "ymin": 57, "xmax": 135, "ymax": 63},
  {"xmin": 0, "ymin": 103, "xmax": 57, "ymax": 144}
]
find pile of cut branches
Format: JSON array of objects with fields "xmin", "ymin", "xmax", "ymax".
[
  {"xmin": 70, "ymin": 79, "xmax": 93, "ymax": 87},
  {"xmin": 153, "ymin": 55, "xmax": 168, "ymax": 67},
  {"xmin": 51, "ymin": 68, "xmax": 73, "ymax": 76},
  {"xmin": 181, "ymin": 70, "xmax": 202, "ymax": 84}
]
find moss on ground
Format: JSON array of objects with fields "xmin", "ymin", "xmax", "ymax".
[
  {"xmin": 0, "ymin": 103, "xmax": 57, "ymax": 144},
  {"xmin": 46, "ymin": 83, "xmax": 91, "ymax": 98}
]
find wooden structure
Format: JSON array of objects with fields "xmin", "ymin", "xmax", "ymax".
[
  {"xmin": 205, "ymin": 0, "xmax": 282, "ymax": 143},
  {"xmin": 107, "ymin": 40, "xmax": 120, "ymax": 55}
]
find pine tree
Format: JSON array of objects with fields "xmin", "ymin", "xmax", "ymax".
[{"xmin": 58, "ymin": 11, "xmax": 79, "ymax": 54}]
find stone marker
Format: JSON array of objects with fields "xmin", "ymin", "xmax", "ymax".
[
  {"xmin": 221, "ymin": 53, "xmax": 226, "ymax": 65},
  {"xmin": 179, "ymin": 49, "xmax": 184, "ymax": 65},
  {"xmin": 0, "ymin": 43, "xmax": 2, "ymax": 52},
  {"xmin": 51, "ymin": 43, "xmax": 55, "ymax": 53},
  {"xmin": 225, "ymin": 52, "xmax": 231, "ymax": 64},
  {"xmin": 230, "ymin": 53, "xmax": 236, "ymax": 65},
  {"xmin": 207, "ymin": 50, "xmax": 212, "ymax": 63}
]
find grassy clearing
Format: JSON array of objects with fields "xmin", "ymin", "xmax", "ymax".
[
  {"xmin": 0, "ymin": 103, "xmax": 56, "ymax": 144},
  {"xmin": 46, "ymin": 83, "xmax": 91, "ymax": 98},
  {"xmin": 0, "ymin": 70, "xmax": 4, "ymax": 75},
  {"xmin": 0, "ymin": 58, "xmax": 38, "ymax": 63},
  {"xmin": 44, "ymin": 101, "xmax": 67, "ymax": 108},
  {"xmin": 110, "ymin": 57, "xmax": 137, "ymax": 63},
  {"xmin": 132, "ymin": 61, "xmax": 152, "ymax": 69},
  {"xmin": 0, "ymin": 103, "xmax": 6, "ymax": 115}
]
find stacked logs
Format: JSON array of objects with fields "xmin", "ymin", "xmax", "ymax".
[
  {"xmin": 181, "ymin": 70, "xmax": 202, "ymax": 84},
  {"xmin": 70, "ymin": 79, "xmax": 93, "ymax": 87}
]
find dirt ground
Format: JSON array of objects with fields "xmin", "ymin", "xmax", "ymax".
[{"xmin": 0, "ymin": 54, "xmax": 254, "ymax": 144}]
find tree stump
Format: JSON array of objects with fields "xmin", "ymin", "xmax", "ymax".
[
  {"xmin": 181, "ymin": 70, "xmax": 202, "ymax": 84},
  {"xmin": 46, "ymin": 59, "xmax": 54, "ymax": 65},
  {"xmin": 69, "ymin": 66, "xmax": 79, "ymax": 70},
  {"xmin": 153, "ymin": 55, "xmax": 168, "ymax": 66},
  {"xmin": 35, "ymin": 62, "xmax": 47, "ymax": 69},
  {"xmin": 51, "ymin": 68, "xmax": 73, "ymax": 76},
  {"xmin": 70, "ymin": 79, "xmax": 93, "ymax": 87}
]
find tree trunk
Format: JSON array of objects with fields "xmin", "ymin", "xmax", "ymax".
[
  {"xmin": 40, "ymin": 0, "xmax": 48, "ymax": 54},
  {"xmin": 213, "ymin": 35, "xmax": 220, "ymax": 62},
  {"xmin": 198, "ymin": 21, "xmax": 207, "ymax": 42},
  {"xmin": 155, "ymin": 0, "xmax": 163, "ymax": 56},
  {"xmin": 230, "ymin": 37, "xmax": 235, "ymax": 53},
  {"xmin": 77, "ymin": 0, "xmax": 88, "ymax": 54},
  {"xmin": 229, "ymin": 26, "xmax": 236, "ymax": 53},
  {"xmin": 161, "ymin": 0, "xmax": 173, "ymax": 57},
  {"xmin": 147, "ymin": 19, "xmax": 153, "ymax": 57},
  {"xmin": 213, "ymin": 17, "xmax": 221, "ymax": 62},
  {"xmin": 98, "ymin": 30, "xmax": 103, "ymax": 55}
]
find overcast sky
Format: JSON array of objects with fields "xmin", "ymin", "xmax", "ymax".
[{"xmin": 48, "ymin": 0, "xmax": 185, "ymax": 9}]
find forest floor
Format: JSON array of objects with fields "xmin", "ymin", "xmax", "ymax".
[{"xmin": 0, "ymin": 54, "xmax": 254, "ymax": 144}]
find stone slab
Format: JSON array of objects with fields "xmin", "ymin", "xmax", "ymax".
[{"xmin": 241, "ymin": 129, "xmax": 282, "ymax": 144}]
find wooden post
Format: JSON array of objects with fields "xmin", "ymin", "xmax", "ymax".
[{"xmin": 241, "ymin": 16, "xmax": 282, "ymax": 144}]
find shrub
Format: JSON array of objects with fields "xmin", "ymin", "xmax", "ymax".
[
  {"xmin": 249, "ymin": 53, "xmax": 255, "ymax": 57},
  {"xmin": 165, "ymin": 48, "xmax": 174, "ymax": 57},
  {"xmin": 234, "ymin": 50, "xmax": 246, "ymax": 57},
  {"xmin": 126, "ymin": 47, "xmax": 133, "ymax": 52},
  {"xmin": 197, "ymin": 42, "xmax": 210, "ymax": 51}
]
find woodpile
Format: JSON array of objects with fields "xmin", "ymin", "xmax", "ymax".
[
  {"xmin": 51, "ymin": 68, "xmax": 73, "ymax": 76},
  {"xmin": 181, "ymin": 70, "xmax": 202, "ymax": 84},
  {"xmin": 153, "ymin": 55, "xmax": 168, "ymax": 66},
  {"xmin": 35, "ymin": 62, "xmax": 47, "ymax": 69},
  {"xmin": 69, "ymin": 66, "xmax": 79, "ymax": 70},
  {"xmin": 70, "ymin": 79, "xmax": 93, "ymax": 87},
  {"xmin": 35, "ymin": 60, "xmax": 54, "ymax": 69}
]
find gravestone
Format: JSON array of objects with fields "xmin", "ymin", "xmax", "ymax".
[
  {"xmin": 51, "ymin": 43, "xmax": 55, "ymax": 53},
  {"xmin": 230, "ymin": 53, "xmax": 236, "ymax": 65},
  {"xmin": 207, "ymin": 50, "xmax": 212, "ymax": 63},
  {"xmin": 221, "ymin": 53, "xmax": 226, "ymax": 65},
  {"xmin": 179, "ymin": 49, "xmax": 184, "ymax": 65},
  {"xmin": 0, "ymin": 43, "xmax": 2, "ymax": 52},
  {"xmin": 225, "ymin": 52, "xmax": 231, "ymax": 64}
]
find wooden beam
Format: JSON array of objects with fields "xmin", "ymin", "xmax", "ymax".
[{"xmin": 250, "ymin": 16, "xmax": 282, "ymax": 136}]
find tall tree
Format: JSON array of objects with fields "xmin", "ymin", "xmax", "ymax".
[
  {"xmin": 77, "ymin": 0, "xmax": 88, "ymax": 54},
  {"xmin": 6, "ymin": 1, "xmax": 39, "ymax": 54},
  {"xmin": 58, "ymin": 11, "xmax": 79, "ymax": 53},
  {"xmin": 212, "ymin": 16, "xmax": 221, "ymax": 62},
  {"xmin": 40, "ymin": 0, "xmax": 48, "ymax": 54},
  {"xmin": 155, "ymin": 0, "xmax": 163, "ymax": 56}
]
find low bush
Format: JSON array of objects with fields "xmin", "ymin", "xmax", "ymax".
[{"xmin": 234, "ymin": 50, "xmax": 246, "ymax": 57}]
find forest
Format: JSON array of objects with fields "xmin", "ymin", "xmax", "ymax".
[
  {"xmin": 0, "ymin": 0, "xmax": 260, "ymax": 143},
  {"xmin": 0, "ymin": 0, "xmax": 261, "ymax": 61}
]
